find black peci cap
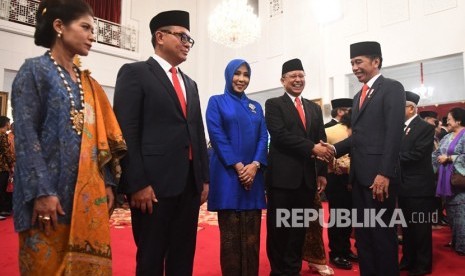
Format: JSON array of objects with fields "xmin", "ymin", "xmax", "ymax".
[
  {"xmin": 419, "ymin": 111, "xmax": 438, "ymax": 119},
  {"xmin": 350, "ymin": 41, "xmax": 382, "ymax": 59},
  {"xmin": 405, "ymin": 91, "xmax": 420, "ymax": 105},
  {"xmin": 331, "ymin": 98, "xmax": 353, "ymax": 109},
  {"xmin": 282, "ymin": 58, "xmax": 304, "ymax": 75},
  {"xmin": 150, "ymin": 10, "xmax": 190, "ymax": 35}
]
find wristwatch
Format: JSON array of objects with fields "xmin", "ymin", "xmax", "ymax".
[{"xmin": 252, "ymin": 161, "xmax": 261, "ymax": 169}]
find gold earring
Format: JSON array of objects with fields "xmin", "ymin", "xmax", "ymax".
[{"xmin": 58, "ymin": 32, "xmax": 62, "ymax": 38}]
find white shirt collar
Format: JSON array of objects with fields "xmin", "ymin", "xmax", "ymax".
[
  {"xmin": 152, "ymin": 54, "xmax": 176, "ymax": 73},
  {"xmin": 285, "ymin": 92, "xmax": 303, "ymax": 104},
  {"xmin": 365, "ymin": 73, "xmax": 381, "ymax": 88},
  {"xmin": 405, "ymin": 114, "xmax": 418, "ymax": 129}
]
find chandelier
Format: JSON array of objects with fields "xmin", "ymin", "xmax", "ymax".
[
  {"xmin": 412, "ymin": 62, "xmax": 434, "ymax": 102},
  {"xmin": 208, "ymin": 0, "xmax": 261, "ymax": 48}
]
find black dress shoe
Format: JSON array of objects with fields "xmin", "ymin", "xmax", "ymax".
[
  {"xmin": 330, "ymin": 257, "xmax": 352, "ymax": 270},
  {"xmin": 409, "ymin": 269, "xmax": 431, "ymax": 276},
  {"xmin": 345, "ymin": 252, "xmax": 358, "ymax": 262},
  {"xmin": 0, "ymin": 211, "xmax": 11, "ymax": 217}
]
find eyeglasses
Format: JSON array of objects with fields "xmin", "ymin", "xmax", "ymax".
[
  {"xmin": 160, "ymin": 30, "xmax": 195, "ymax": 47},
  {"xmin": 284, "ymin": 73, "xmax": 305, "ymax": 79}
]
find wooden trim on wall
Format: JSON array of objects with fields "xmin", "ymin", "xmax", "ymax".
[{"xmin": 0, "ymin": 92, "xmax": 8, "ymax": 116}]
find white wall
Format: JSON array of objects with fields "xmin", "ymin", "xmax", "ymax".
[
  {"xmin": 1, "ymin": 0, "xmax": 464, "ymax": 123},
  {"xmin": 322, "ymin": 0, "xmax": 465, "ymax": 102},
  {"xmin": 193, "ymin": 0, "xmax": 465, "ymax": 121}
]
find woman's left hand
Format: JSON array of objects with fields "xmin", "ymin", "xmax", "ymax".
[
  {"xmin": 106, "ymin": 187, "xmax": 115, "ymax": 216},
  {"xmin": 238, "ymin": 163, "xmax": 258, "ymax": 190},
  {"xmin": 437, "ymin": 154, "xmax": 450, "ymax": 164}
]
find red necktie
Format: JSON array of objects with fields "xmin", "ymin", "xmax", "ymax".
[
  {"xmin": 170, "ymin": 67, "xmax": 187, "ymax": 117},
  {"xmin": 295, "ymin": 97, "xmax": 306, "ymax": 129},
  {"xmin": 170, "ymin": 67, "xmax": 192, "ymax": 159},
  {"xmin": 359, "ymin": 84, "xmax": 369, "ymax": 108}
]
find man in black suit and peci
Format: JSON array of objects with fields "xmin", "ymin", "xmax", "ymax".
[
  {"xmin": 113, "ymin": 10, "xmax": 209, "ymax": 276},
  {"xmin": 265, "ymin": 58, "xmax": 333, "ymax": 275},
  {"xmin": 399, "ymin": 91, "xmax": 435, "ymax": 275},
  {"xmin": 332, "ymin": 41, "xmax": 405, "ymax": 276}
]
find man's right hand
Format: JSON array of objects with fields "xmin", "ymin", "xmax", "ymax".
[
  {"xmin": 312, "ymin": 140, "xmax": 335, "ymax": 162},
  {"xmin": 131, "ymin": 185, "xmax": 158, "ymax": 214}
]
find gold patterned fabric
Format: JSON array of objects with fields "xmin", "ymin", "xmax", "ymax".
[
  {"xmin": 0, "ymin": 132, "xmax": 14, "ymax": 172},
  {"xmin": 302, "ymin": 193, "xmax": 327, "ymax": 265},
  {"xmin": 18, "ymin": 71, "xmax": 126, "ymax": 275},
  {"xmin": 218, "ymin": 210, "xmax": 262, "ymax": 276},
  {"xmin": 19, "ymin": 225, "xmax": 70, "ymax": 276}
]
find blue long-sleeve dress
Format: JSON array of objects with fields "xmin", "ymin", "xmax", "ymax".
[{"xmin": 206, "ymin": 60, "xmax": 268, "ymax": 211}]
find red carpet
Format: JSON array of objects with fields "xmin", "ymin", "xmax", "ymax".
[{"xmin": 1, "ymin": 203, "xmax": 464, "ymax": 275}]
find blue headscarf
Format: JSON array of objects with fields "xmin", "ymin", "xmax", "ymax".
[{"xmin": 224, "ymin": 59, "xmax": 251, "ymax": 97}]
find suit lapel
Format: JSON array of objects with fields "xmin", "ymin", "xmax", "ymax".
[
  {"xmin": 281, "ymin": 94, "xmax": 306, "ymax": 131},
  {"xmin": 179, "ymin": 68, "xmax": 192, "ymax": 117},
  {"xmin": 302, "ymin": 99, "xmax": 312, "ymax": 131},
  {"xmin": 146, "ymin": 58, "xmax": 186, "ymax": 117},
  {"xmin": 403, "ymin": 116, "xmax": 419, "ymax": 140},
  {"xmin": 353, "ymin": 75, "xmax": 385, "ymax": 125}
]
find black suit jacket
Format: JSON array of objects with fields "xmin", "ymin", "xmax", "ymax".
[
  {"xmin": 113, "ymin": 58, "xmax": 209, "ymax": 197},
  {"xmin": 324, "ymin": 119, "xmax": 338, "ymax": 128},
  {"xmin": 399, "ymin": 115, "xmax": 436, "ymax": 197},
  {"xmin": 335, "ymin": 75, "xmax": 405, "ymax": 186},
  {"xmin": 265, "ymin": 93, "xmax": 327, "ymax": 190}
]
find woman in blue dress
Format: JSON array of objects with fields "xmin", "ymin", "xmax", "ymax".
[
  {"xmin": 206, "ymin": 59, "xmax": 268, "ymax": 275},
  {"xmin": 11, "ymin": 0, "xmax": 126, "ymax": 274}
]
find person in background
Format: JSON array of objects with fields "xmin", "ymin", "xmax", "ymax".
[
  {"xmin": 332, "ymin": 41, "xmax": 405, "ymax": 276},
  {"xmin": 433, "ymin": 107, "xmax": 465, "ymax": 257},
  {"xmin": 441, "ymin": 116, "xmax": 451, "ymax": 135},
  {"xmin": 399, "ymin": 91, "xmax": 436, "ymax": 275},
  {"xmin": 7, "ymin": 122, "xmax": 14, "ymax": 157},
  {"xmin": 437, "ymin": 117, "xmax": 449, "ymax": 140},
  {"xmin": 113, "ymin": 10, "xmax": 209, "ymax": 275},
  {"xmin": 0, "ymin": 116, "xmax": 14, "ymax": 218},
  {"xmin": 420, "ymin": 110, "xmax": 449, "ymax": 226},
  {"xmin": 324, "ymin": 99, "xmax": 350, "ymax": 128},
  {"xmin": 265, "ymin": 58, "xmax": 332, "ymax": 275},
  {"xmin": 325, "ymin": 99, "xmax": 357, "ymax": 270},
  {"xmin": 302, "ymin": 193, "xmax": 334, "ymax": 276},
  {"xmin": 11, "ymin": 0, "xmax": 126, "ymax": 274},
  {"xmin": 206, "ymin": 59, "xmax": 268, "ymax": 276},
  {"xmin": 419, "ymin": 111, "xmax": 438, "ymax": 126}
]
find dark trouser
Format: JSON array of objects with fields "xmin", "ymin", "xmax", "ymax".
[
  {"xmin": 267, "ymin": 183, "xmax": 316, "ymax": 276},
  {"xmin": 130, "ymin": 165, "xmax": 200, "ymax": 276},
  {"xmin": 0, "ymin": 171, "xmax": 12, "ymax": 213},
  {"xmin": 352, "ymin": 181, "xmax": 399, "ymax": 276},
  {"xmin": 218, "ymin": 210, "xmax": 262, "ymax": 276},
  {"xmin": 325, "ymin": 173, "xmax": 352, "ymax": 259},
  {"xmin": 398, "ymin": 196, "xmax": 434, "ymax": 272}
]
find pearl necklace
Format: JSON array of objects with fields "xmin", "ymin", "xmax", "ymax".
[{"xmin": 48, "ymin": 51, "xmax": 85, "ymax": 135}]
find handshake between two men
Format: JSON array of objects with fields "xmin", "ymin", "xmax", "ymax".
[{"xmin": 312, "ymin": 140, "xmax": 336, "ymax": 163}]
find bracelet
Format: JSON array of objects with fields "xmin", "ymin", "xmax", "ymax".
[{"xmin": 252, "ymin": 161, "xmax": 260, "ymax": 169}]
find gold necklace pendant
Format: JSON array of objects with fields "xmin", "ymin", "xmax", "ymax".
[
  {"xmin": 71, "ymin": 110, "xmax": 85, "ymax": 135},
  {"xmin": 49, "ymin": 51, "xmax": 85, "ymax": 135}
]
